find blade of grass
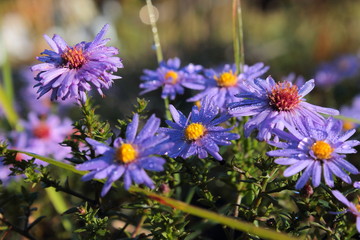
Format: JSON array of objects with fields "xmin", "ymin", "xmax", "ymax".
[
  {"xmin": 129, "ymin": 187, "xmax": 297, "ymax": 240},
  {"xmin": 2, "ymin": 54, "xmax": 14, "ymax": 107},
  {"xmin": 45, "ymin": 187, "xmax": 72, "ymax": 232},
  {"xmin": 333, "ymin": 115, "xmax": 360, "ymax": 125},
  {"xmin": 0, "ymin": 84, "xmax": 20, "ymax": 130},
  {"xmin": 10, "ymin": 149, "xmax": 296, "ymax": 239},
  {"xmin": 8, "ymin": 150, "xmax": 87, "ymax": 175}
]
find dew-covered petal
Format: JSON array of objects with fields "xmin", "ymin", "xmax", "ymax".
[
  {"xmin": 295, "ymin": 163, "xmax": 314, "ymax": 189},
  {"xmin": 140, "ymin": 156, "xmax": 165, "ymax": 171},
  {"xmin": 86, "ymin": 138, "xmax": 111, "ymax": 154},
  {"xmin": 100, "ymin": 166, "xmax": 125, "ymax": 197},
  {"xmin": 126, "ymin": 114, "xmax": 139, "ymax": 143},
  {"xmin": 283, "ymin": 160, "xmax": 312, "ymax": 177},
  {"xmin": 311, "ymin": 161, "xmax": 322, "ymax": 187}
]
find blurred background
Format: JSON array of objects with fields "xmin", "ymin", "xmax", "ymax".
[{"xmin": 0, "ymin": 0, "xmax": 359, "ymax": 122}]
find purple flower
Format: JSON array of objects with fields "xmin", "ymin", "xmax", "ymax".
[
  {"xmin": 267, "ymin": 117, "xmax": 359, "ymax": 189},
  {"xmin": 228, "ymin": 77, "xmax": 339, "ymax": 141},
  {"xmin": 314, "ymin": 54, "xmax": 360, "ymax": 87},
  {"xmin": 314, "ymin": 65, "xmax": 341, "ymax": 87},
  {"xmin": 281, "ymin": 73, "xmax": 305, "ymax": 87},
  {"xmin": 76, "ymin": 114, "xmax": 172, "ymax": 196},
  {"xmin": 20, "ymin": 68, "xmax": 75, "ymax": 115},
  {"xmin": 140, "ymin": 57, "xmax": 204, "ymax": 100},
  {"xmin": 159, "ymin": 97, "xmax": 240, "ymax": 160},
  {"xmin": 334, "ymin": 55, "xmax": 360, "ymax": 79},
  {"xmin": 332, "ymin": 190, "xmax": 360, "ymax": 232},
  {"xmin": 31, "ymin": 24, "xmax": 123, "ymax": 103},
  {"xmin": 187, "ymin": 63, "xmax": 269, "ymax": 110},
  {"xmin": 0, "ymin": 158, "xmax": 14, "ymax": 185},
  {"xmin": 12, "ymin": 113, "xmax": 73, "ymax": 165},
  {"xmin": 340, "ymin": 95, "xmax": 360, "ymax": 130}
]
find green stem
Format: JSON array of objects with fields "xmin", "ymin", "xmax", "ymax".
[
  {"xmin": 163, "ymin": 97, "xmax": 172, "ymax": 120},
  {"xmin": 232, "ymin": 0, "xmax": 245, "ymax": 74},
  {"xmin": 252, "ymin": 168, "xmax": 279, "ymax": 211},
  {"xmin": 185, "ymin": 186, "xmax": 196, "ymax": 204},
  {"xmin": 145, "ymin": 0, "xmax": 172, "ymax": 120},
  {"xmin": 131, "ymin": 215, "xmax": 147, "ymax": 238},
  {"xmin": 146, "ymin": 0, "xmax": 163, "ymax": 63}
]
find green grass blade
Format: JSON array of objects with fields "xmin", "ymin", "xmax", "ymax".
[
  {"xmin": 334, "ymin": 115, "xmax": 360, "ymax": 125},
  {"xmin": 8, "ymin": 150, "xmax": 87, "ymax": 175},
  {"xmin": 129, "ymin": 187, "xmax": 297, "ymax": 240},
  {"xmin": 0, "ymin": 84, "xmax": 19, "ymax": 129},
  {"xmin": 2, "ymin": 54, "xmax": 14, "ymax": 106},
  {"xmin": 45, "ymin": 187, "xmax": 73, "ymax": 232},
  {"xmin": 10, "ymin": 149, "xmax": 297, "ymax": 239}
]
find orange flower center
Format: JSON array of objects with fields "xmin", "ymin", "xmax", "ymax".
[
  {"xmin": 343, "ymin": 120, "xmax": 355, "ymax": 131},
  {"xmin": 268, "ymin": 82, "xmax": 301, "ymax": 111},
  {"xmin": 164, "ymin": 71, "xmax": 179, "ymax": 84},
  {"xmin": 185, "ymin": 123, "xmax": 206, "ymax": 141},
  {"xmin": 215, "ymin": 71, "xmax": 238, "ymax": 88},
  {"xmin": 62, "ymin": 46, "xmax": 86, "ymax": 69},
  {"xmin": 116, "ymin": 143, "xmax": 137, "ymax": 164},
  {"xmin": 33, "ymin": 123, "xmax": 51, "ymax": 139},
  {"xmin": 311, "ymin": 141, "xmax": 333, "ymax": 160}
]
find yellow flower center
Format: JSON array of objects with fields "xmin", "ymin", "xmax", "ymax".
[
  {"xmin": 165, "ymin": 71, "xmax": 179, "ymax": 84},
  {"xmin": 311, "ymin": 141, "xmax": 333, "ymax": 160},
  {"xmin": 62, "ymin": 46, "xmax": 86, "ymax": 69},
  {"xmin": 343, "ymin": 120, "xmax": 355, "ymax": 131},
  {"xmin": 185, "ymin": 123, "xmax": 206, "ymax": 141},
  {"xmin": 215, "ymin": 71, "xmax": 237, "ymax": 87},
  {"xmin": 356, "ymin": 204, "xmax": 360, "ymax": 212},
  {"xmin": 116, "ymin": 143, "xmax": 137, "ymax": 164},
  {"xmin": 194, "ymin": 101, "xmax": 201, "ymax": 109}
]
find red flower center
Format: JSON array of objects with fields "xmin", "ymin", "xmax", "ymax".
[
  {"xmin": 268, "ymin": 82, "xmax": 301, "ymax": 111},
  {"xmin": 33, "ymin": 123, "xmax": 51, "ymax": 139},
  {"xmin": 62, "ymin": 46, "xmax": 86, "ymax": 69}
]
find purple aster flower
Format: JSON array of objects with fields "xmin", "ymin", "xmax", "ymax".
[
  {"xmin": 140, "ymin": 57, "xmax": 204, "ymax": 100},
  {"xmin": 31, "ymin": 24, "xmax": 123, "ymax": 103},
  {"xmin": 20, "ymin": 68, "xmax": 75, "ymax": 115},
  {"xmin": 314, "ymin": 54, "xmax": 360, "ymax": 87},
  {"xmin": 76, "ymin": 114, "xmax": 172, "ymax": 196},
  {"xmin": 332, "ymin": 190, "xmax": 360, "ymax": 232},
  {"xmin": 340, "ymin": 95, "xmax": 360, "ymax": 130},
  {"xmin": 228, "ymin": 76, "xmax": 339, "ymax": 141},
  {"xmin": 11, "ymin": 113, "xmax": 73, "ymax": 165},
  {"xmin": 314, "ymin": 64, "xmax": 341, "ymax": 87},
  {"xmin": 0, "ymin": 158, "xmax": 14, "ymax": 185},
  {"xmin": 334, "ymin": 54, "xmax": 360, "ymax": 79},
  {"xmin": 267, "ymin": 117, "xmax": 359, "ymax": 189},
  {"xmin": 187, "ymin": 63, "xmax": 269, "ymax": 110},
  {"xmin": 159, "ymin": 97, "xmax": 240, "ymax": 160},
  {"xmin": 281, "ymin": 73, "xmax": 305, "ymax": 87}
]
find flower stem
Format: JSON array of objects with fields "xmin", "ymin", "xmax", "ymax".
[
  {"xmin": 146, "ymin": 0, "xmax": 163, "ymax": 63},
  {"xmin": 232, "ymin": 0, "xmax": 245, "ymax": 74},
  {"xmin": 163, "ymin": 97, "xmax": 172, "ymax": 120},
  {"xmin": 145, "ymin": 0, "xmax": 172, "ymax": 120}
]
